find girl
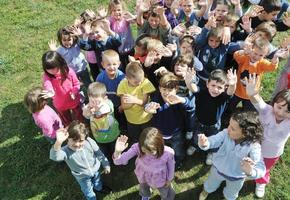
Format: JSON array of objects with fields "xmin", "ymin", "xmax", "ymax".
[
  {"xmin": 245, "ymin": 75, "xmax": 290, "ymax": 198},
  {"xmin": 42, "ymin": 51, "xmax": 84, "ymax": 126},
  {"xmin": 113, "ymin": 127, "xmax": 175, "ymax": 200},
  {"xmin": 198, "ymin": 110, "xmax": 266, "ymax": 200},
  {"xmin": 108, "ymin": 0, "xmax": 136, "ymax": 71},
  {"xmin": 24, "ymin": 87, "xmax": 63, "ymax": 144}
]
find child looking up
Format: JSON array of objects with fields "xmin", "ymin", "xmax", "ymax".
[
  {"xmin": 24, "ymin": 87, "xmax": 63, "ymax": 144},
  {"xmin": 82, "ymin": 82, "xmax": 120, "ymax": 159},
  {"xmin": 50, "ymin": 121, "xmax": 111, "ymax": 200},
  {"xmin": 245, "ymin": 75, "xmax": 290, "ymax": 198},
  {"xmin": 198, "ymin": 111, "xmax": 266, "ymax": 200},
  {"xmin": 117, "ymin": 61, "xmax": 155, "ymax": 143},
  {"xmin": 113, "ymin": 127, "xmax": 175, "ymax": 200},
  {"xmin": 41, "ymin": 51, "xmax": 84, "ymax": 126}
]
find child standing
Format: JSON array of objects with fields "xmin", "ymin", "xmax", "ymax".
[
  {"xmin": 42, "ymin": 51, "xmax": 84, "ymax": 126},
  {"xmin": 198, "ymin": 111, "xmax": 266, "ymax": 200},
  {"xmin": 117, "ymin": 62, "xmax": 155, "ymax": 142},
  {"xmin": 245, "ymin": 75, "xmax": 290, "ymax": 198},
  {"xmin": 113, "ymin": 127, "xmax": 175, "ymax": 200},
  {"xmin": 50, "ymin": 121, "xmax": 111, "ymax": 200},
  {"xmin": 24, "ymin": 87, "xmax": 63, "ymax": 144},
  {"xmin": 82, "ymin": 82, "xmax": 120, "ymax": 159}
]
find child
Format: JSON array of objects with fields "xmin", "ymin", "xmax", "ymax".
[
  {"xmin": 96, "ymin": 49, "xmax": 127, "ymax": 133},
  {"xmin": 82, "ymin": 82, "xmax": 120, "ymax": 159},
  {"xmin": 42, "ymin": 51, "xmax": 84, "ymax": 126},
  {"xmin": 24, "ymin": 87, "xmax": 63, "ymax": 144},
  {"xmin": 198, "ymin": 111, "xmax": 266, "ymax": 200},
  {"xmin": 113, "ymin": 127, "xmax": 175, "ymax": 200},
  {"xmin": 188, "ymin": 69, "xmax": 237, "ymax": 164},
  {"xmin": 50, "ymin": 121, "xmax": 111, "ymax": 200},
  {"xmin": 134, "ymin": 34, "xmax": 150, "ymax": 64},
  {"xmin": 245, "ymin": 75, "xmax": 290, "ymax": 198},
  {"xmin": 108, "ymin": 0, "xmax": 136, "ymax": 71},
  {"xmin": 117, "ymin": 61, "xmax": 155, "ymax": 143}
]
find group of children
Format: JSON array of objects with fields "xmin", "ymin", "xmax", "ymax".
[{"xmin": 23, "ymin": 0, "xmax": 290, "ymax": 199}]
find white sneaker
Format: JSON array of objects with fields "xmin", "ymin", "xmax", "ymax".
[
  {"xmin": 186, "ymin": 131, "xmax": 193, "ymax": 140},
  {"xmin": 255, "ymin": 183, "xmax": 266, "ymax": 198},
  {"xmin": 187, "ymin": 146, "xmax": 196, "ymax": 155},
  {"xmin": 206, "ymin": 153, "xmax": 213, "ymax": 165},
  {"xmin": 199, "ymin": 190, "xmax": 209, "ymax": 200}
]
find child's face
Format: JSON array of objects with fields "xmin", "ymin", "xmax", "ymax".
[
  {"xmin": 127, "ymin": 76, "xmax": 144, "ymax": 87},
  {"xmin": 92, "ymin": 25, "xmax": 107, "ymax": 41},
  {"xmin": 214, "ymin": 4, "xmax": 229, "ymax": 21},
  {"xmin": 46, "ymin": 68, "xmax": 60, "ymax": 75},
  {"xmin": 206, "ymin": 80, "xmax": 226, "ymax": 97},
  {"xmin": 148, "ymin": 15, "xmax": 160, "ymax": 29},
  {"xmin": 102, "ymin": 56, "xmax": 120, "ymax": 77},
  {"xmin": 135, "ymin": 45, "xmax": 147, "ymax": 56},
  {"xmin": 111, "ymin": 4, "xmax": 123, "ymax": 20},
  {"xmin": 174, "ymin": 62, "xmax": 188, "ymax": 77},
  {"xmin": 249, "ymin": 46, "xmax": 268, "ymax": 63},
  {"xmin": 67, "ymin": 135, "xmax": 86, "ymax": 151},
  {"xmin": 61, "ymin": 35, "xmax": 74, "ymax": 48},
  {"xmin": 261, "ymin": 11, "xmax": 279, "ymax": 21},
  {"xmin": 181, "ymin": 0, "xmax": 194, "ymax": 17},
  {"xmin": 227, "ymin": 118, "xmax": 245, "ymax": 140},
  {"xmin": 165, "ymin": 0, "xmax": 173, "ymax": 8},
  {"xmin": 89, "ymin": 96, "xmax": 106, "ymax": 108},
  {"xmin": 273, "ymin": 100, "xmax": 290, "ymax": 122},
  {"xmin": 208, "ymin": 36, "xmax": 221, "ymax": 49},
  {"xmin": 180, "ymin": 41, "xmax": 193, "ymax": 55},
  {"xmin": 159, "ymin": 86, "xmax": 177, "ymax": 102},
  {"xmin": 223, "ymin": 21, "xmax": 237, "ymax": 34}
]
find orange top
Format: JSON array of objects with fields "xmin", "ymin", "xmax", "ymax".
[{"xmin": 234, "ymin": 50, "xmax": 278, "ymax": 99}]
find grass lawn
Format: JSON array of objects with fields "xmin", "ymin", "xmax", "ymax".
[{"xmin": 0, "ymin": 0, "xmax": 289, "ymax": 199}]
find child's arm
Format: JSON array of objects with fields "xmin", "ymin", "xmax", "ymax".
[
  {"xmin": 195, "ymin": 27, "xmax": 210, "ymax": 49},
  {"xmin": 245, "ymin": 73, "xmax": 264, "ymax": 105},
  {"xmin": 122, "ymin": 93, "xmax": 149, "ymax": 106},
  {"xmin": 136, "ymin": 1, "xmax": 150, "ymax": 26},
  {"xmin": 231, "ymin": 0, "xmax": 243, "ymax": 17},
  {"xmin": 49, "ymin": 129, "xmax": 69, "ymax": 161},
  {"xmin": 195, "ymin": 0, "xmax": 208, "ymax": 18},
  {"xmin": 226, "ymin": 69, "xmax": 237, "ymax": 96},
  {"xmin": 90, "ymin": 137, "xmax": 110, "ymax": 174},
  {"xmin": 144, "ymin": 102, "xmax": 161, "ymax": 114},
  {"xmin": 198, "ymin": 129, "xmax": 227, "ymax": 150},
  {"xmin": 184, "ymin": 68, "xmax": 199, "ymax": 93},
  {"xmin": 271, "ymin": 48, "xmax": 289, "ymax": 65},
  {"xmin": 155, "ymin": 6, "xmax": 171, "ymax": 29},
  {"xmin": 69, "ymin": 69, "xmax": 81, "ymax": 97}
]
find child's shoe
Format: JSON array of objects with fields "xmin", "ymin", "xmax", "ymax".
[
  {"xmin": 141, "ymin": 197, "xmax": 150, "ymax": 200},
  {"xmin": 186, "ymin": 131, "xmax": 193, "ymax": 140},
  {"xmin": 199, "ymin": 190, "xmax": 209, "ymax": 200},
  {"xmin": 205, "ymin": 153, "xmax": 213, "ymax": 165},
  {"xmin": 255, "ymin": 183, "xmax": 266, "ymax": 198},
  {"xmin": 187, "ymin": 146, "xmax": 196, "ymax": 156}
]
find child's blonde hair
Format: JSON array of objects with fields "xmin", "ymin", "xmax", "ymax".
[
  {"xmin": 255, "ymin": 21, "xmax": 277, "ymax": 40},
  {"xmin": 88, "ymin": 82, "xmax": 107, "ymax": 98},
  {"xmin": 24, "ymin": 87, "xmax": 47, "ymax": 113},
  {"xmin": 223, "ymin": 13, "xmax": 239, "ymax": 26},
  {"xmin": 252, "ymin": 37, "xmax": 270, "ymax": 53},
  {"xmin": 146, "ymin": 38, "xmax": 164, "ymax": 52},
  {"xmin": 159, "ymin": 72, "xmax": 179, "ymax": 89},
  {"xmin": 102, "ymin": 49, "xmax": 120, "ymax": 62},
  {"xmin": 139, "ymin": 127, "xmax": 164, "ymax": 158},
  {"xmin": 108, "ymin": 0, "xmax": 127, "ymax": 15},
  {"xmin": 125, "ymin": 61, "xmax": 144, "ymax": 79}
]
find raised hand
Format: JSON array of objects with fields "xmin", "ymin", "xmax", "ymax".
[
  {"xmin": 167, "ymin": 94, "xmax": 185, "ymax": 105},
  {"xmin": 185, "ymin": 68, "xmax": 197, "ymax": 84},
  {"xmin": 74, "ymin": 17, "xmax": 83, "ymax": 27},
  {"xmin": 227, "ymin": 69, "xmax": 237, "ymax": 86},
  {"xmin": 241, "ymin": 157, "xmax": 255, "ymax": 176},
  {"xmin": 97, "ymin": 7, "xmax": 108, "ymax": 19},
  {"xmin": 205, "ymin": 15, "xmax": 216, "ymax": 29},
  {"xmin": 245, "ymin": 73, "xmax": 259, "ymax": 97},
  {"xmin": 139, "ymin": 0, "xmax": 151, "ymax": 12},
  {"xmin": 172, "ymin": 23, "xmax": 186, "ymax": 37},
  {"xmin": 144, "ymin": 102, "xmax": 161, "ymax": 113},
  {"xmin": 154, "ymin": 6, "xmax": 166, "ymax": 15},
  {"xmin": 187, "ymin": 25, "xmax": 202, "ymax": 36},
  {"xmin": 123, "ymin": 11, "xmax": 137, "ymax": 21},
  {"xmin": 85, "ymin": 9, "xmax": 97, "ymax": 19},
  {"xmin": 56, "ymin": 128, "xmax": 69, "ymax": 144},
  {"xmin": 154, "ymin": 66, "xmax": 168, "ymax": 76},
  {"xmin": 247, "ymin": 5, "xmax": 263, "ymax": 18},
  {"xmin": 274, "ymin": 48, "xmax": 289, "ymax": 59},
  {"xmin": 69, "ymin": 25, "xmax": 83, "ymax": 36},
  {"xmin": 83, "ymin": 21, "xmax": 92, "ymax": 35},
  {"xmin": 198, "ymin": 0, "xmax": 208, "ymax": 7},
  {"xmin": 222, "ymin": 27, "xmax": 231, "ymax": 45},
  {"xmin": 155, "ymin": 45, "xmax": 172, "ymax": 57},
  {"xmin": 230, "ymin": 0, "xmax": 240, "ymax": 6},
  {"xmin": 240, "ymin": 15, "xmax": 252, "ymax": 33},
  {"xmin": 198, "ymin": 134, "xmax": 209, "ymax": 147},
  {"xmin": 144, "ymin": 51, "xmax": 157, "ymax": 67},
  {"xmin": 115, "ymin": 135, "xmax": 129, "ymax": 153},
  {"xmin": 48, "ymin": 39, "xmax": 58, "ymax": 51},
  {"xmin": 40, "ymin": 90, "xmax": 55, "ymax": 99}
]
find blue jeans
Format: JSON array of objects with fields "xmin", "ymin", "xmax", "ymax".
[
  {"xmin": 75, "ymin": 171, "xmax": 103, "ymax": 200},
  {"xmin": 164, "ymin": 132, "xmax": 185, "ymax": 165}
]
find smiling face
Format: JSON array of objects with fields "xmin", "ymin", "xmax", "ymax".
[
  {"xmin": 102, "ymin": 55, "xmax": 120, "ymax": 78},
  {"xmin": 273, "ymin": 100, "xmax": 290, "ymax": 123},
  {"xmin": 249, "ymin": 46, "xmax": 268, "ymax": 63},
  {"xmin": 206, "ymin": 80, "xmax": 226, "ymax": 97},
  {"xmin": 111, "ymin": 4, "xmax": 123, "ymax": 20},
  {"xmin": 67, "ymin": 135, "xmax": 86, "ymax": 151},
  {"xmin": 148, "ymin": 15, "xmax": 160, "ymax": 29}
]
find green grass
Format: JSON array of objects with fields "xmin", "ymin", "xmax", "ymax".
[{"xmin": 0, "ymin": 0, "xmax": 289, "ymax": 199}]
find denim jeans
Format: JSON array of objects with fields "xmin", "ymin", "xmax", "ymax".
[
  {"xmin": 164, "ymin": 132, "xmax": 185, "ymax": 165},
  {"xmin": 75, "ymin": 171, "xmax": 103, "ymax": 200}
]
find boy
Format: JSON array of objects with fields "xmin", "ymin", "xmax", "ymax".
[
  {"xmin": 82, "ymin": 82, "xmax": 120, "ymax": 159},
  {"xmin": 50, "ymin": 121, "xmax": 111, "ymax": 200},
  {"xmin": 96, "ymin": 50, "xmax": 127, "ymax": 134},
  {"xmin": 117, "ymin": 61, "xmax": 155, "ymax": 143},
  {"xmin": 188, "ymin": 69, "xmax": 237, "ymax": 165},
  {"xmin": 145, "ymin": 72, "xmax": 193, "ymax": 169}
]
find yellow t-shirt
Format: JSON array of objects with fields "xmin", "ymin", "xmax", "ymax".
[{"xmin": 117, "ymin": 78, "xmax": 155, "ymax": 124}]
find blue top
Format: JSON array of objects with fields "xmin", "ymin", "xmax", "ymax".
[
  {"xmin": 199, "ymin": 129, "xmax": 266, "ymax": 179},
  {"xmin": 178, "ymin": 10, "xmax": 200, "ymax": 26},
  {"xmin": 96, "ymin": 69, "xmax": 125, "ymax": 107}
]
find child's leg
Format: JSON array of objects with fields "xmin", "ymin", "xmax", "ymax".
[
  {"xmin": 158, "ymin": 184, "xmax": 175, "ymax": 200},
  {"xmin": 204, "ymin": 167, "xmax": 224, "ymax": 193},
  {"xmin": 114, "ymin": 106, "xmax": 128, "ymax": 134},
  {"xmin": 255, "ymin": 157, "xmax": 280, "ymax": 184},
  {"xmin": 164, "ymin": 132, "xmax": 185, "ymax": 168},
  {"xmin": 223, "ymin": 178, "xmax": 245, "ymax": 200},
  {"xmin": 75, "ymin": 175, "xmax": 97, "ymax": 200},
  {"xmin": 91, "ymin": 171, "xmax": 103, "ymax": 192},
  {"xmin": 139, "ymin": 183, "xmax": 151, "ymax": 198}
]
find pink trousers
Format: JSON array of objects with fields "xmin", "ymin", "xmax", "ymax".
[{"xmin": 255, "ymin": 157, "xmax": 280, "ymax": 184}]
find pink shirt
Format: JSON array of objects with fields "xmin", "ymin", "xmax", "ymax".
[
  {"xmin": 113, "ymin": 143, "xmax": 175, "ymax": 188},
  {"xmin": 43, "ymin": 68, "xmax": 80, "ymax": 111},
  {"xmin": 32, "ymin": 105, "xmax": 63, "ymax": 138},
  {"xmin": 253, "ymin": 99, "xmax": 290, "ymax": 158}
]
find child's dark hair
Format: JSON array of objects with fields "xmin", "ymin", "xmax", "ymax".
[
  {"xmin": 42, "ymin": 51, "xmax": 69, "ymax": 82},
  {"xmin": 135, "ymin": 34, "xmax": 150, "ymax": 49},
  {"xmin": 231, "ymin": 111, "xmax": 263, "ymax": 144},
  {"xmin": 271, "ymin": 89, "xmax": 290, "ymax": 111},
  {"xmin": 260, "ymin": 0, "xmax": 281, "ymax": 13},
  {"xmin": 159, "ymin": 72, "xmax": 179, "ymax": 89},
  {"xmin": 255, "ymin": 21, "xmax": 277, "ymax": 40},
  {"xmin": 57, "ymin": 26, "xmax": 77, "ymax": 47},
  {"xmin": 172, "ymin": 54, "xmax": 194, "ymax": 76},
  {"xmin": 24, "ymin": 87, "xmax": 47, "ymax": 113},
  {"xmin": 138, "ymin": 127, "xmax": 164, "ymax": 158},
  {"xmin": 180, "ymin": 35, "xmax": 195, "ymax": 53},
  {"xmin": 67, "ymin": 120, "xmax": 89, "ymax": 141},
  {"xmin": 208, "ymin": 27, "xmax": 223, "ymax": 43},
  {"xmin": 208, "ymin": 69, "xmax": 228, "ymax": 85}
]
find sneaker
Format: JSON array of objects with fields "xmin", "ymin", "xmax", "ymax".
[
  {"xmin": 186, "ymin": 131, "xmax": 193, "ymax": 140},
  {"xmin": 255, "ymin": 183, "xmax": 266, "ymax": 198},
  {"xmin": 141, "ymin": 197, "xmax": 150, "ymax": 200},
  {"xmin": 199, "ymin": 190, "xmax": 209, "ymax": 200},
  {"xmin": 206, "ymin": 153, "xmax": 213, "ymax": 165},
  {"xmin": 187, "ymin": 146, "xmax": 196, "ymax": 156},
  {"xmin": 94, "ymin": 185, "xmax": 112, "ymax": 194}
]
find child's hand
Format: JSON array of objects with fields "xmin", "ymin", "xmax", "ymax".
[
  {"xmin": 280, "ymin": 36, "xmax": 290, "ymax": 49},
  {"xmin": 282, "ymin": 12, "xmax": 290, "ymax": 27},
  {"xmin": 85, "ymin": 9, "xmax": 97, "ymax": 19},
  {"xmin": 172, "ymin": 23, "xmax": 186, "ymax": 37},
  {"xmin": 144, "ymin": 51, "xmax": 157, "ymax": 67},
  {"xmin": 274, "ymin": 48, "xmax": 289, "ymax": 59},
  {"xmin": 83, "ymin": 21, "xmax": 92, "ymax": 35},
  {"xmin": 73, "ymin": 17, "xmax": 83, "ymax": 27},
  {"xmin": 123, "ymin": 94, "xmax": 140, "ymax": 104},
  {"xmin": 185, "ymin": 68, "xmax": 197, "ymax": 84},
  {"xmin": 230, "ymin": 0, "xmax": 240, "ymax": 6},
  {"xmin": 198, "ymin": 134, "xmax": 209, "ymax": 147},
  {"xmin": 205, "ymin": 15, "xmax": 216, "ymax": 29},
  {"xmin": 56, "ymin": 128, "xmax": 69, "ymax": 144},
  {"xmin": 166, "ymin": 43, "xmax": 177, "ymax": 53},
  {"xmin": 198, "ymin": 0, "xmax": 208, "ymax": 7},
  {"xmin": 123, "ymin": 11, "xmax": 137, "ymax": 21},
  {"xmin": 97, "ymin": 7, "xmax": 107, "ymax": 19},
  {"xmin": 227, "ymin": 68, "xmax": 237, "ymax": 86},
  {"xmin": 222, "ymin": 27, "xmax": 231, "ymax": 45},
  {"xmin": 104, "ymin": 166, "xmax": 111, "ymax": 174},
  {"xmin": 139, "ymin": 0, "xmax": 151, "ymax": 12},
  {"xmin": 241, "ymin": 157, "xmax": 255, "ymax": 176},
  {"xmin": 167, "ymin": 94, "xmax": 185, "ymax": 105},
  {"xmin": 115, "ymin": 135, "xmax": 129, "ymax": 153},
  {"xmin": 247, "ymin": 5, "xmax": 263, "ymax": 18},
  {"xmin": 240, "ymin": 15, "xmax": 252, "ymax": 33},
  {"xmin": 154, "ymin": 6, "xmax": 166, "ymax": 15},
  {"xmin": 48, "ymin": 39, "xmax": 58, "ymax": 51},
  {"xmin": 154, "ymin": 66, "xmax": 168, "ymax": 76},
  {"xmin": 69, "ymin": 25, "xmax": 83, "ymax": 37},
  {"xmin": 187, "ymin": 25, "xmax": 202, "ymax": 36},
  {"xmin": 155, "ymin": 45, "xmax": 172, "ymax": 57},
  {"xmin": 40, "ymin": 90, "xmax": 55, "ymax": 99},
  {"xmin": 145, "ymin": 102, "xmax": 160, "ymax": 113},
  {"xmin": 245, "ymin": 73, "xmax": 260, "ymax": 97}
]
